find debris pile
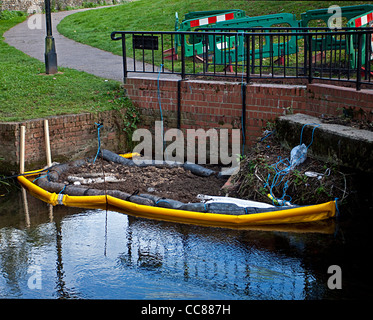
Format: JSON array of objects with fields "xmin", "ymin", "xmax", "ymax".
[
  {"xmin": 226, "ymin": 132, "xmax": 348, "ymax": 206},
  {"xmin": 58, "ymin": 157, "xmax": 225, "ymax": 203}
]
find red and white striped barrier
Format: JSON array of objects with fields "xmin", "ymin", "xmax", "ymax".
[
  {"xmin": 354, "ymin": 11, "xmax": 373, "ymax": 27},
  {"xmin": 189, "ymin": 12, "xmax": 235, "ymax": 28}
]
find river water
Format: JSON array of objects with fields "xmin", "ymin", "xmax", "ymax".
[{"xmin": 0, "ymin": 188, "xmax": 372, "ymax": 300}]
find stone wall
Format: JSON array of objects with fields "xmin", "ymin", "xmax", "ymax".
[
  {"xmin": 2, "ymin": 0, "xmax": 42, "ymax": 11},
  {"xmin": 1, "ymin": 0, "xmax": 121, "ymax": 11}
]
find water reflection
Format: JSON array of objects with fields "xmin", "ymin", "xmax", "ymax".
[
  {"xmin": 116, "ymin": 217, "xmax": 309, "ymax": 299},
  {"xmin": 0, "ymin": 188, "xmax": 371, "ymax": 300}
]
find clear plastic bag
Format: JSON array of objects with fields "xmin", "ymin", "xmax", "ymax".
[{"xmin": 290, "ymin": 143, "xmax": 307, "ymax": 169}]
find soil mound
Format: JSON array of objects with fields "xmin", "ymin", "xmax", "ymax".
[
  {"xmin": 55, "ymin": 131, "xmax": 348, "ymax": 207},
  {"xmin": 59, "ymin": 159, "xmax": 225, "ymax": 203}
]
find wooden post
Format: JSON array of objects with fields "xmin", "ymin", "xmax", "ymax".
[
  {"xmin": 44, "ymin": 119, "xmax": 52, "ymax": 167},
  {"xmin": 22, "ymin": 188, "xmax": 30, "ymax": 228},
  {"xmin": 20, "ymin": 125, "xmax": 26, "ymax": 174},
  {"xmin": 48, "ymin": 204, "xmax": 54, "ymax": 223}
]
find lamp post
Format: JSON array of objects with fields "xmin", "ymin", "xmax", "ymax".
[{"xmin": 45, "ymin": 0, "xmax": 57, "ymax": 74}]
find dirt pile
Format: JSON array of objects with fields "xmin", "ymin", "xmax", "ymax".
[
  {"xmin": 59, "ymin": 159, "xmax": 226, "ymax": 203},
  {"xmin": 56, "ymin": 131, "xmax": 349, "ymax": 206}
]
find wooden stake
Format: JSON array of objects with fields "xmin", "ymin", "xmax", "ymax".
[
  {"xmin": 22, "ymin": 187, "xmax": 30, "ymax": 228},
  {"xmin": 48, "ymin": 204, "xmax": 54, "ymax": 223},
  {"xmin": 20, "ymin": 125, "xmax": 25, "ymax": 174},
  {"xmin": 44, "ymin": 119, "xmax": 52, "ymax": 167}
]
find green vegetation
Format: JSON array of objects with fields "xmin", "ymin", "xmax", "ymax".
[
  {"xmin": 110, "ymin": 95, "xmax": 140, "ymax": 149},
  {"xmin": 0, "ymin": 14, "xmax": 126, "ymax": 121},
  {"xmin": 0, "ymin": 9, "xmax": 27, "ymax": 20},
  {"xmin": 58, "ymin": 0, "xmax": 369, "ymax": 55},
  {"xmin": 1, "ymin": 1, "xmax": 371, "ymax": 121},
  {"xmin": 63, "ymin": 1, "xmax": 120, "ymax": 11},
  {"xmin": 57, "ymin": 0, "xmax": 371, "ymax": 75},
  {"xmin": 232, "ymin": 134, "xmax": 347, "ymax": 205}
]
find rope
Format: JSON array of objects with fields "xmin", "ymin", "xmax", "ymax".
[
  {"xmin": 240, "ymin": 32, "xmax": 246, "ymax": 155},
  {"xmin": 300, "ymin": 123, "xmax": 320, "ymax": 149},
  {"xmin": 58, "ymin": 184, "xmax": 66, "ymax": 195},
  {"xmin": 335, "ymin": 197, "xmax": 340, "ymax": 218},
  {"xmin": 0, "ymin": 165, "xmax": 57, "ymax": 181},
  {"xmin": 92, "ymin": 123, "xmax": 109, "ymax": 255},
  {"xmin": 265, "ymin": 123, "xmax": 320, "ymax": 206},
  {"xmin": 126, "ymin": 189, "xmax": 139, "ymax": 201},
  {"xmin": 93, "ymin": 122, "xmax": 103, "ymax": 164},
  {"xmin": 260, "ymin": 130, "xmax": 275, "ymax": 142},
  {"xmin": 155, "ymin": 198, "xmax": 171, "ymax": 206},
  {"xmin": 32, "ymin": 174, "xmax": 48, "ymax": 183}
]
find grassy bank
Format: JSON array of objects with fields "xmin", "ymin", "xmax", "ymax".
[
  {"xmin": 57, "ymin": 0, "xmax": 371, "ymax": 75},
  {"xmin": 0, "ymin": 14, "xmax": 125, "ymax": 122},
  {"xmin": 57, "ymin": 0, "xmax": 370, "ymax": 56}
]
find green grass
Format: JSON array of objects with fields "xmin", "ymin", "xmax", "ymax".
[
  {"xmin": 0, "ymin": 14, "xmax": 125, "ymax": 122},
  {"xmin": 57, "ymin": 0, "xmax": 372, "ymax": 75},
  {"xmin": 57, "ymin": 0, "xmax": 371, "ymax": 55}
]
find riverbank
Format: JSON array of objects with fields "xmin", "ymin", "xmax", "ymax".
[
  {"xmin": 229, "ymin": 131, "xmax": 348, "ymax": 206},
  {"xmin": 32, "ymin": 134, "xmax": 347, "ymax": 208},
  {"xmin": 0, "ymin": 14, "xmax": 124, "ymax": 122}
]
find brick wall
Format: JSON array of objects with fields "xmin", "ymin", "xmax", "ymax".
[
  {"xmin": 124, "ymin": 78, "xmax": 373, "ymax": 145},
  {"xmin": 1, "ymin": 79, "xmax": 372, "ymax": 173},
  {"xmin": 0, "ymin": 110, "xmax": 126, "ymax": 173},
  {"xmin": 305, "ymin": 83, "xmax": 373, "ymax": 118}
]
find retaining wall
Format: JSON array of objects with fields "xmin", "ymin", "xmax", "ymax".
[
  {"xmin": 124, "ymin": 78, "xmax": 373, "ymax": 145},
  {"xmin": 1, "ymin": 0, "xmax": 123, "ymax": 11},
  {"xmin": 1, "ymin": 79, "xmax": 372, "ymax": 174},
  {"xmin": 0, "ymin": 110, "xmax": 126, "ymax": 173}
]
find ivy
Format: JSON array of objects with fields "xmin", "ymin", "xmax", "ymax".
[{"xmin": 106, "ymin": 87, "xmax": 141, "ymax": 150}]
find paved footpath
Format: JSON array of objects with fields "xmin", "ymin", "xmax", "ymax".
[{"xmin": 4, "ymin": 6, "xmax": 178, "ymax": 81}]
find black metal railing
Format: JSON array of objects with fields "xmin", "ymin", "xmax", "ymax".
[{"xmin": 111, "ymin": 28, "xmax": 373, "ymax": 90}]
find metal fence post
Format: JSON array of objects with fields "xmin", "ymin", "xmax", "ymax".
[
  {"xmin": 180, "ymin": 33, "xmax": 186, "ymax": 80},
  {"xmin": 121, "ymin": 35, "xmax": 127, "ymax": 83},
  {"xmin": 356, "ymin": 32, "xmax": 363, "ymax": 91},
  {"xmin": 304, "ymin": 32, "xmax": 308, "ymax": 77},
  {"xmin": 251, "ymin": 31, "xmax": 255, "ymax": 75},
  {"xmin": 245, "ymin": 34, "xmax": 250, "ymax": 83},
  {"xmin": 308, "ymin": 34, "xmax": 313, "ymax": 84}
]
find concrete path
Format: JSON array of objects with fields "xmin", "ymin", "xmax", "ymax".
[{"xmin": 4, "ymin": 6, "xmax": 179, "ymax": 81}]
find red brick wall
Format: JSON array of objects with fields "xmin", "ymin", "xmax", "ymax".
[
  {"xmin": 0, "ymin": 110, "xmax": 126, "ymax": 173},
  {"xmin": 124, "ymin": 78, "xmax": 373, "ymax": 144},
  {"xmin": 2, "ymin": 78, "xmax": 372, "ymax": 173},
  {"xmin": 305, "ymin": 84, "xmax": 373, "ymax": 119}
]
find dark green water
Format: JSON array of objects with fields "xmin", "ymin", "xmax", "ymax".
[{"xmin": 0, "ymin": 188, "xmax": 372, "ymax": 300}]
